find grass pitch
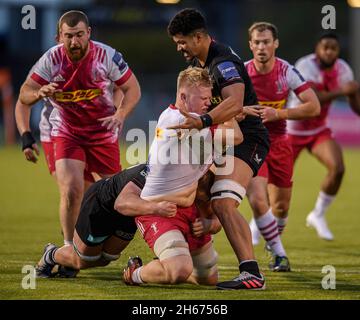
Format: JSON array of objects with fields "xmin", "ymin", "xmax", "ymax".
[{"xmin": 1, "ymin": 145, "xmax": 360, "ymax": 300}]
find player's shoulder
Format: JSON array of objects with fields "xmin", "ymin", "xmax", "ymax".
[
  {"xmin": 92, "ymin": 40, "xmax": 124, "ymax": 64},
  {"xmin": 41, "ymin": 44, "xmax": 63, "ymax": 62},
  {"xmin": 295, "ymin": 53, "xmax": 316, "ymax": 68},
  {"xmin": 275, "ymin": 57, "xmax": 293, "ymax": 69},
  {"xmin": 336, "ymin": 58, "xmax": 353, "ymax": 73}
]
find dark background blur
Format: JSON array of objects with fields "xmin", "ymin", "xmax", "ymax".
[{"xmin": 0, "ymin": 0, "xmax": 359, "ymax": 142}]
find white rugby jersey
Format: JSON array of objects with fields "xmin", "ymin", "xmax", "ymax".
[{"xmin": 141, "ymin": 104, "xmax": 217, "ymax": 198}]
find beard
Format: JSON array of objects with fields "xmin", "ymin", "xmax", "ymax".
[
  {"xmin": 318, "ymin": 58, "xmax": 336, "ymax": 69},
  {"xmin": 67, "ymin": 43, "xmax": 88, "ymax": 61}
]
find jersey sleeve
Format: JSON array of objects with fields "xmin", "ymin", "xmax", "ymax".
[
  {"xmin": 286, "ymin": 65, "xmax": 311, "ymax": 96},
  {"xmin": 338, "ymin": 60, "xmax": 354, "ymax": 86},
  {"xmin": 30, "ymin": 51, "xmax": 52, "ymax": 86},
  {"xmin": 294, "ymin": 57, "xmax": 318, "ymax": 87},
  {"xmin": 108, "ymin": 49, "xmax": 133, "ymax": 86},
  {"xmin": 212, "ymin": 60, "xmax": 244, "ymax": 90},
  {"xmin": 132, "ymin": 170, "xmax": 147, "ymax": 189}
]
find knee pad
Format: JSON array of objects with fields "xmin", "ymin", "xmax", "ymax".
[
  {"xmin": 153, "ymin": 230, "xmax": 190, "ymax": 261},
  {"xmin": 191, "ymin": 243, "xmax": 218, "ymax": 278},
  {"xmin": 210, "ymin": 179, "xmax": 246, "ymax": 204},
  {"xmin": 101, "ymin": 251, "xmax": 121, "ymax": 262},
  {"xmin": 73, "ymin": 242, "xmax": 101, "ymax": 262}
]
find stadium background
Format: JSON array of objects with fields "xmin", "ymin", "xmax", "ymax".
[{"xmin": 0, "ymin": 0, "xmax": 359, "ymax": 300}]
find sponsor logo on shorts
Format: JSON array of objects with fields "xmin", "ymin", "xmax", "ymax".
[
  {"xmin": 150, "ymin": 222, "xmax": 159, "ymax": 235},
  {"xmin": 254, "ymin": 153, "xmax": 262, "ymax": 165},
  {"xmin": 55, "ymin": 88, "xmax": 103, "ymax": 103}
]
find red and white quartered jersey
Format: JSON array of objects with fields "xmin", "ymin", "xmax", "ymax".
[
  {"xmin": 287, "ymin": 53, "xmax": 354, "ymax": 136},
  {"xmin": 30, "ymin": 40, "xmax": 133, "ymax": 143},
  {"xmin": 245, "ymin": 57, "xmax": 310, "ymax": 137}
]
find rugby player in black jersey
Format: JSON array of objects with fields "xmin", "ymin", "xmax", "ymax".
[
  {"xmin": 167, "ymin": 8, "xmax": 270, "ymax": 290},
  {"xmin": 35, "ymin": 164, "xmax": 177, "ymax": 278}
]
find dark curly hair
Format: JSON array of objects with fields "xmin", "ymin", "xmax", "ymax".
[{"xmin": 167, "ymin": 8, "xmax": 208, "ymax": 36}]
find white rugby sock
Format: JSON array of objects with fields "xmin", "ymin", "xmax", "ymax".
[
  {"xmin": 313, "ymin": 191, "xmax": 335, "ymax": 217},
  {"xmin": 275, "ymin": 216, "xmax": 288, "ymax": 235},
  {"xmin": 256, "ymin": 209, "xmax": 286, "ymax": 257},
  {"xmin": 131, "ymin": 266, "xmax": 144, "ymax": 284}
]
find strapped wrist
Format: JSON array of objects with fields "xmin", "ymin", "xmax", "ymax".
[
  {"xmin": 199, "ymin": 114, "xmax": 213, "ymax": 128},
  {"xmin": 21, "ymin": 131, "xmax": 36, "ymax": 151}
]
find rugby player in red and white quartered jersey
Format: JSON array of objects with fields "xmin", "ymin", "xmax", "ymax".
[
  {"xmin": 19, "ymin": 10, "xmax": 141, "ymax": 246},
  {"xmin": 287, "ymin": 33, "xmax": 360, "ymax": 241},
  {"xmin": 244, "ymin": 22, "xmax": 320, "ymax": 272}
]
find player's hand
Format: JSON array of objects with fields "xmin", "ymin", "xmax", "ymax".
[
  {"xmin": 23, "ymin": 144, "xmax": 40, "ymax": 163},
  {"xmin": 236, "ymin": 106, "xmax": 261, "ymax": 122},
  {"xmin": 155, "ymin": 201, "xmax": 177, "ymax": 217},
  {"xmin": 257, "ymin": 105, "xmax": 280, "ymax": 123},
  {"xmin": 340, "ymin": 81, "xmax": 360, "ymax": 96},
  {"xmin": 98, "ymin": 112, "xmax": 125, "ymax": 132},
  {"xmin": 37, "ymin": 83, "xmax": 60, "ymax": 99},
  {"xmin": 167, "ymin": 108, "xmax": 203, "ymax": 130},
  {"xmin": 191, "ymin": 218, "xmax": 212, "ymax": 237}
]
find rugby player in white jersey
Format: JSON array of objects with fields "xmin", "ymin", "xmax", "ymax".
[{"xmin": 120, "ymin": 66, "xmax": 246, "ymax": 287}]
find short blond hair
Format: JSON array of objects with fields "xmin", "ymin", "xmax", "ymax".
[
  {"xmin": 248, "ymin": 22, "xmax": 278, "ymax": 40},
  {"xmin": 177, "ymin": 66, "xmax": 213, "ymax": 91}
]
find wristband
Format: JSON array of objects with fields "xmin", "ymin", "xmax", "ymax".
[
  {"xmin": 21, "ymin": 131, "xmax": 36, "ymax": 151},
  {"xmin": 199, "ymin": 114, "xmax": 213, "ymax": 128}
]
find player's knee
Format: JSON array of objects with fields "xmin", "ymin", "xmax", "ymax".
[
  {"xmin": 248, "ymin": 195, "xmax": 268, "ymax": 216},
  {"xmin": 61, "ymin": 184, "xmax": 83, "ymax": 204},
  {"xmin": 273, "ymin": 201, "xmax": 289, "ymax": 216},
  {"xmin": 191, "ymin": 244, "xmax": 218, "ymax": 286}
]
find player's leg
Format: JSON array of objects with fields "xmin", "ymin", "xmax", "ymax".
[
  {"xmin": 268, "ymin": 185, "xmax": 292, "ymax": 235},
  {"xmin": 266, "ymin": 137, "xmax": 294, "ymax": 236},
  {"xmin": 247, "ymin": 177, "xmax": 287, "ymax": 261},
  {"xmin": 56, "ymin": 158, "xmax": 86, "ymax": 245},
  {"xmin": 124, "ymin": 230, "xmax": 193, "ymax": 285},
  {"xmin": 87, "ymin": 140, "xmax": 121, "ymax": 180},
  {"xmin": 247, "ymin": 163, "xmax": 269, "ymax": 245},
  {"xmin": 306, "ymin": 134, "xmax": 344, "ymax": 240},
  {"xmin": 211, "ymin": 158, "xmax": 254, "ymax": 260},
  {"xmin": 187, "ymin": 240, "xmax": 218, "ymax": 286}
]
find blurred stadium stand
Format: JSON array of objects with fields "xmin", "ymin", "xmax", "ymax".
[{"xmin": 0, "ymin": 0, "xmax": 359, "ymax": 146}]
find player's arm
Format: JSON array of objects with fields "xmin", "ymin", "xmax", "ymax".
[
  {"xmin": 259, "ymin": 88, "xmax": 320, "ymax": 123},
  {"xmin": 347, "ymin": 82, "xmax": 360, "ymax": 116},
  {"xmin": 192, "ymin": 200, "xmax": 221, "ymax": 237},
  {"xmin": 114, "ymin": 181, "xmax": 176, "ymax": 217},
  {"xmin": 214, "ymin": 118, "xmax": 243, "ymax": 146},
  {"xmin": 15, "ymin": 98, "xmax": 40, "ymax": 163},
  {"xmin": 19, "ymin": 77, "xmax": 59, "ymax": 106},
  {"xmin": 98, "ymin": 74, "xmax": 141, "ymax": 132}
]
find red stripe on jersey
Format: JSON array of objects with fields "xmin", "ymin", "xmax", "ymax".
[
  {"xmin": 294, "ymin": 82, "xmax": 311, "ymax": 95},
  {"xmin": 101, "ymin": 49, "xmax": 106, "ymax": 63},
  {"xmin": 97, "ymin": 48, "xmax": 103, "ymax": 61},
  {"xmin": 31, "ymin": 73, "xmax": 49, "ymax": 86},
  {"xmin": 51, "ymin": 55, "xmax": 56, "ymax": 66},
  {"xmin": 114, "ymin": 68, "xmax": 133, "ymax": 86},
  {"xmin": 54, "ymin": 49, "xmax": 61, "ymax": 65}
]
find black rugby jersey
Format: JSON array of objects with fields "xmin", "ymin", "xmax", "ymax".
[
  {"xmin": 96, "ymin": 163, "xmax": 148, "ymax": 213},
  {"xmin": 192, "ymin": 40, "xmax": 267, "ymax": 135}
]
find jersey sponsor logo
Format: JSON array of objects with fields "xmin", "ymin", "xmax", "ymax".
[
  {"xmin": 211, "ymin": 95, "xmax": 223, "ymax": 106},
  {"xmin": 258, "ymin": 99, "xmax": 286, "ymax": 110},
  {"xmin": 55, "ymin": 88, "xmax": 103, "ymax": 103},
  {"xmin": 217, "ymin": 61, "xmax": 241, "ymax": 81}
]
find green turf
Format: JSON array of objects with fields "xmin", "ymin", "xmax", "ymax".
[{"xmin": 1, "ymin": 145, "xmax": 359, "ymax": 300}]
